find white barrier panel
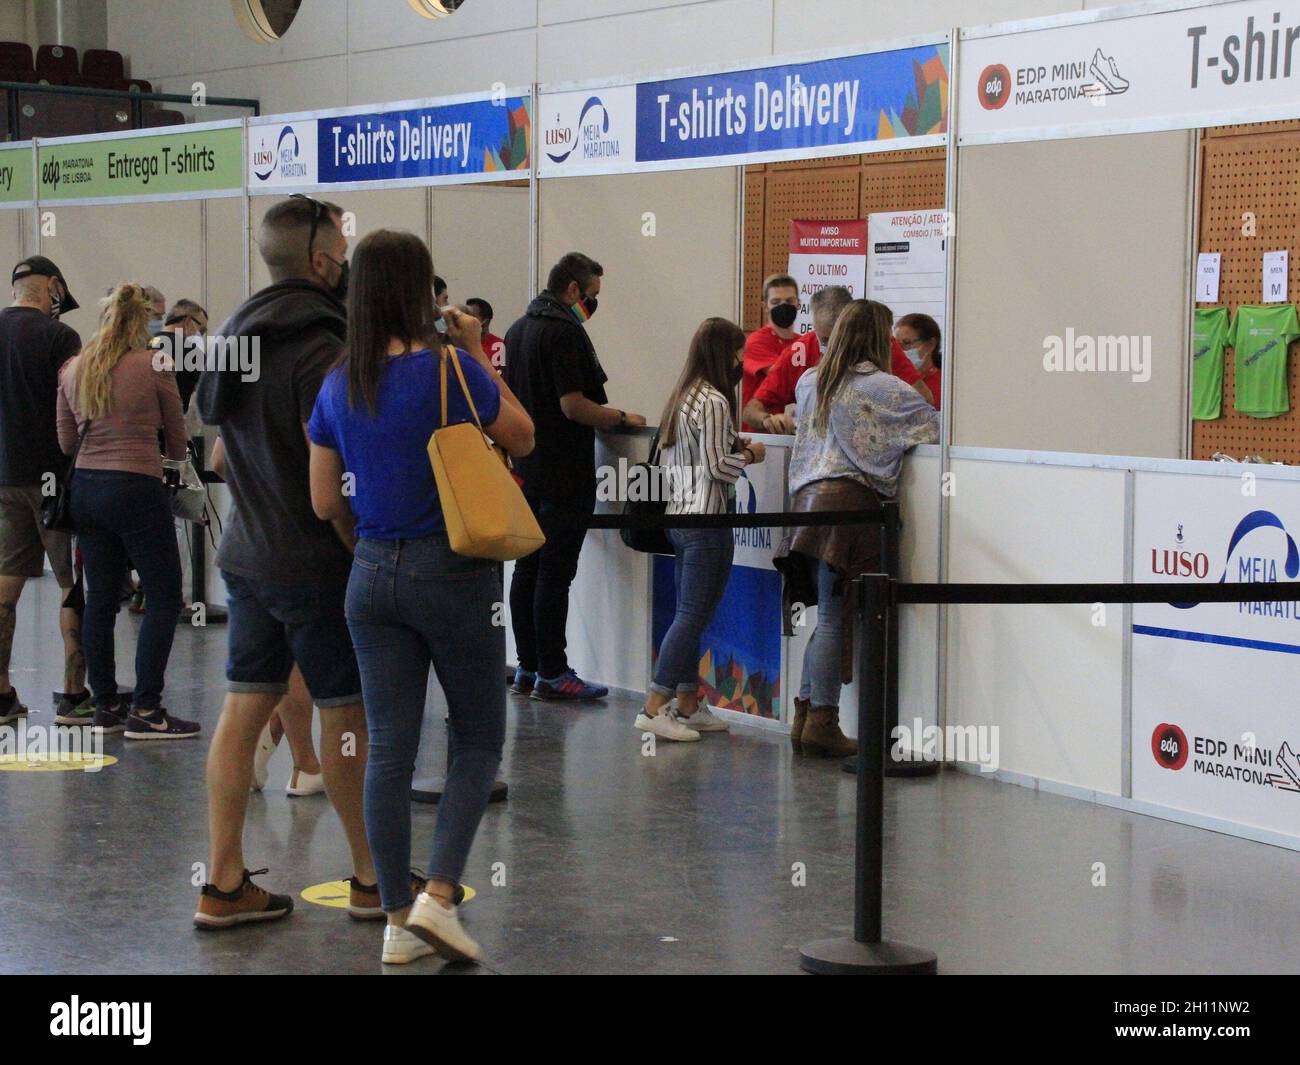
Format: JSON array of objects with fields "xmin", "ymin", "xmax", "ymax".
[{"xmin": 1132, "ymin": 470, "xmax": 1300, "ymax": 842}]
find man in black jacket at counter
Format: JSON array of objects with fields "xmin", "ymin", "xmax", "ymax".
[{"xmin": 504, "ymin": 252, "xmax": 644, "ymax": 701}]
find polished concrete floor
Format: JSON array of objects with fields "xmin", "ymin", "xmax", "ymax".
[{"xmin": 2, "ymin": 574, "xmax": 1298, "ymax": 975}]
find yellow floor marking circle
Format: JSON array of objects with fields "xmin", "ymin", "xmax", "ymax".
[
  {"xmin": 302, "ymin": 879, "xmax": 476, "ymax": 908},
  {"xmin": 0, "ymin": 754, "xmax": 118, "ymax": 772}
]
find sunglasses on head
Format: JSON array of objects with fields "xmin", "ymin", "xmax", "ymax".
[{"xmin": 290, "ymin": 192, "xmax": 332, "ymax": 256}]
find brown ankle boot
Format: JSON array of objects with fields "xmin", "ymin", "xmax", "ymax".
[
  {"xmin": 790, "ymin": 697, "xmax": 810, "ymax": 751},
  {"xmin": 801, "ymin": 705, "xmax": 858, "ymax": 759}
]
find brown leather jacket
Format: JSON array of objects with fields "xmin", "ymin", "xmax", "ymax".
[{"xmin": 772, "ymin": 477, "xmax": 886, "ymax": 685}]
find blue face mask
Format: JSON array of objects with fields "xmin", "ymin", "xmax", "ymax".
[{"xmin": 149, "ymin": 318, "xmax": 165, "ymax": 336}]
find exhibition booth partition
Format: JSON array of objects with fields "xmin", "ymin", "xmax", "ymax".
[
  {"xmin": 531, "ymin": 37, "xmax": 953, "ymax": 737},
  {"xmin": 13, "ymin": 0, "xmax": 1300, "ymax": 850}
]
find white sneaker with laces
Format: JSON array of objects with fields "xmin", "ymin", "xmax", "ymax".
[
  {"xmin": 286, "ymin": 768, "xmax": 325, "ymax": 796},
  {"xmin": 674, "ymin": 706, "xmax": 728, "ymax": 733},
  {"xmin": 382, "ymin": 924, "xmax": 435, "ymax": 964},
  {"xmin": 634, "ymin": 710, "xmax": 700, "ymax": 742},
  {"xmin": 406, "ymin": 892, "xmax": 481, "ymax": 961},
  {"xmin": 252, "ymin": 722, "xmax": 278, "ymax": 792}
]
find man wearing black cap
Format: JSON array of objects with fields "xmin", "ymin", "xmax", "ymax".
[{"xmin": 0, "ymin": 255, "xmax": 91, "ymax": 726}]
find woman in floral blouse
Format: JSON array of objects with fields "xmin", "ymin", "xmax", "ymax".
[{"xmin": 775, "ymin": 299, "xmax": 939, "ymax": 759}]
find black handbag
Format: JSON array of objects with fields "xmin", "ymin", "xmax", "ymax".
[
  {"xmin": 41, "ymin": 419, "xmax": 91, "ymax": 532},
  {"xmin": 620, "ymin": 430, "xmax": 674, "ymax": 556}
]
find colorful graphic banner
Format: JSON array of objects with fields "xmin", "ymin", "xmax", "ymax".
[
  {"xmin": 38, "ymin": 125, "xmax": 244, "ymax": 202},
  {"xmin": 539, "ymin": 43, "xmax": 949, "ymax": 177},
  {"xmin": 1131, "ymin": 471, "xmax": 1300, "ymax": 842},
  {"xmin": 961, "ymin": 0, "xmax": 1300, "ymax": 144},
  {"xmin": 787, "ymin": 219, "xmax": 868, "ymax": 335},
  {"xmin": 0, "ymin": 145, "xmax": 33, "ymax": 206},
  {"xmin": 249, "ymin": 94, "xmax": 531, "ymax": 190}
]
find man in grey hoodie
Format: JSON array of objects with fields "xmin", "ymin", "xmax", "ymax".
[{"xmin": 193, "ymin": 195, "xmax": 379, "ymax": 928}]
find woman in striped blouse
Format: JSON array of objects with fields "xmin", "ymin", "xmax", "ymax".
[{"xmin": 635, "ymin": 318, "xmax": 766, "ymax": 743}]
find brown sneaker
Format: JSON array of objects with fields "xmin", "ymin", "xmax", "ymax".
[
  {"xmin": 348, "ymin": 871, "xmax": 457, "ymax": 920},
  {"xmin": 194, "ymin": 868, "xmax": 294, "ymax": 929},
  {"xmin": 790, "ymin": 696, "xmax": 810, "ymax": 751},
  {"xmin": 801, "ymin": 706, "xmax": 858, "ymax": 759}
]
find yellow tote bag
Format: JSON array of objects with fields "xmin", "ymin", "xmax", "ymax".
[{"xmin": 427, "ymin": 345, "xmax": 545, "ymax": 561}]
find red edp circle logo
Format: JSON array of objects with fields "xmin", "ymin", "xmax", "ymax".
[
  {"xmin": 1152, "ymin": 723, "xmax": 1189, "ymax": 771},
  {"xmin": 978, "ymin": 64, "xmax": 1012, "ymax": 110}
]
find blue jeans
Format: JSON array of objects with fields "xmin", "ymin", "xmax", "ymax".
[
  {"xmin": 345, "ymin": 534, "xmax": 506, "ymax": 912},
  {"xmin": 651, "ymin": 527, "xmax": 734, "ymax": 697},
  {"xmin": 798, "ymin": 559, "xmax": 845, "ymax": 707},
  {"xmin": 70, "ymin": 469, "xmax": 182, "ymax": 710}
]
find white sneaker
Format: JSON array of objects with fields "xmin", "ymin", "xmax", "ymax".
[
  {"xmin": 634, "ymin": 710, "xmax": 700, "ymax": 742},
  {"xmin": 406, "ymin": 892, "xmax": 481, "ymax": 961},
  {"xmin": 286, "ymin": 768, "xmax": 325, "ymax": 796},
  {"xmin": 382, "ymin": 924, "xmax": 436, "ymax": 964},
  {"xmin": 252, "ymin": 722, "xmax": 278, "ymax": 792},
  {"xmin": 674, "ymin": 706, "xmax": 728, "ymax": 733}
]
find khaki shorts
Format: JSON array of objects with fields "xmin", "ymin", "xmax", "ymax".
[{"xmin": 0, "ymin": 484, "xmax": 75, "ymax": 586}]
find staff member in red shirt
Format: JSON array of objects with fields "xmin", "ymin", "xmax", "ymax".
[
  {"xmin": 744, "ymin": 287, "xmax": 934, "ymax": 433},
  {"xmin": 895, "ymin": 313, "xmax": 943, "ymax": 410},
  {"xmin": 742, "ymin": 273, "xmax": 800, "ymax": 429},
  {"xmin": 466, "ymin": 297, "xmax": 506, "ymax": 371}
]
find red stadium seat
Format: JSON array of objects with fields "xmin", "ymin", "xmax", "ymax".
[
  {"xmin": 81, "ymin": 49, "xmax": 125, "ymax": 84},
  {"xmin": 35, "ymin": 44, "xmax": 78, "ymax": 82},
  {"xmin": 17, "ymin": 95, "xmax": 96, "ymax": 138},
  {"xmin": 0, "ymin": 41, "xmax": 34, "ymax": 78},
  {"xmin": 142, "ymin": 106, "xmax": 185, "ymax": 127}
]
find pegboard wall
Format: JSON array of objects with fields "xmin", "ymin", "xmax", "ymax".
[
  {"xmin": 1192, "ymin": 120, "xmax": 1300, "ymax": 462},
  {"xmin": 741, "ymin": 147, "xmax": 946, "ymax": 331}
]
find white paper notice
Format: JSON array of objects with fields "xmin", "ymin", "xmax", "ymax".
[
  {"xmin": 1263, "ymin": 250, "xmax": 1289, "ymax": 303},
  {"xmin": 1195, "ymin": 252, "xmax": 1221, "ymax": 303},
  {"xmin": 865, "ymin": 210, "xmax": 948, "ymax": 334}
]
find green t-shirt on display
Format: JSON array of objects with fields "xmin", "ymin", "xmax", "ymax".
[
  {"xmin": 1230, "ymin": 304, "xmax": 1300, "ymax": 418},
  {"xmin": 1192, "ymin": 306, "xmax": 1229, "ymax": 420}
]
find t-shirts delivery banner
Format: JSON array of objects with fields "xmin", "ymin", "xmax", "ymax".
[
  {"xmin": 786, "ymin": 219, "xmax": 867, "ymax": 335},
  {"xmin": 961, "ymin": 0, "xmax": 1300, "ymax": 144},
  {"xmin": 248, "ymin": 91, "xmax": 532, "ymax": 191},
  {"xmin": 539, "ymin": 41, "xmax": 949, "ymax": 177},
  {"xmin": 37, "ymin": 123, "xmax": 244, "ymax": 203}
]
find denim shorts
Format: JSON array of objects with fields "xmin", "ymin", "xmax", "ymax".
[{"xmin": 222, "ymin": 569, "xmax": 362, "ymax": 707}]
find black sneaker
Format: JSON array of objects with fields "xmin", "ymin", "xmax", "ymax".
[
  {"xmin": 92, "ymin": 695, "xmax": 130, "ymax": 735},
  {"xmin": 0, "ymin": 689, "xmax": 27, "ymax": 725},
  {"xmin": 53, "ymin": 689, "xmax": 95, "ymax": 726},
  {"xmin": 124, "ymin": 706, "xmax": 201, "ymax": 740}
]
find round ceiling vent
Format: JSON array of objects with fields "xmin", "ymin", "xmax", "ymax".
[{"xmin": 232, "ymin": 0, "xmax": 303, "ymax": 43}]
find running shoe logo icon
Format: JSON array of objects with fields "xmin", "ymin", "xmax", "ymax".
[{"xmin": 1085, "ymin": 48, "xmax": 1130, "ymax": 97}]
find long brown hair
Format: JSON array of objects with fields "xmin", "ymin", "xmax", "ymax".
[
  {"xmin": 75, "ymin": 282, "xmax": 153, "ymax": 418},
  {"xmin": 658, "ymin": 317, "xmax": 746, "ymax": 449},
  {"xmin": 343, "ymin": 229, "xmax": 439, "ymax": 414},
  {"xmin": 812, "ymin": 299, "xmax": 893, "ymax": 435}
]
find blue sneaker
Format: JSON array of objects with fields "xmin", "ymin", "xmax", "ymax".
[
  {"xmin": 531, "ymin": 671, "xmax": 608, "ymax": 701},
  {"xmin": 509, "ymin": 667, "xmax": 536, "ymax": 695}
]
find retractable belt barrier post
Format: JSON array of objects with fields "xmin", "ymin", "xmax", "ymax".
[{"xmin": 574, "ymin": 504, "xmax": 1300, "ymax": 974}]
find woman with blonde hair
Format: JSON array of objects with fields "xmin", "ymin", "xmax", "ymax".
[
  {"xmin": 56, "ymin": 281, "xmax": 197, "ymax": 739},
  {"xmin": 776, "ymin": 299, "xmax": 938, "ymax": 758}
]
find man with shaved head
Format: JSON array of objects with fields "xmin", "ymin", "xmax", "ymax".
[{"xmin": 195, "ymin": 194, "xmax": 378, "ymax": 929}]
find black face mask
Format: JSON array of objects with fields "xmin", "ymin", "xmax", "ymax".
[
  {"xmin": 49, "ymin": 291, "xmax": 63, "ymax": 320},
  {"xmin": 729, "ymin": 361, "xmax": 744, "ymax": 388},
  {"xmin": 770, "ymin": 303, "xmax": 798, "ymax": 330}
]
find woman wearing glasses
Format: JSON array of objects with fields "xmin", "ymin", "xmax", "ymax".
[{"xmin": 308, "ymin": 229, "xmax": 533, "ymax": 966}]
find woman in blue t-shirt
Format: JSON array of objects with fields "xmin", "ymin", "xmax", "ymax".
[{"xmin": 307, "ymin": 229, "xmax": 533, "ymax": 966}]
